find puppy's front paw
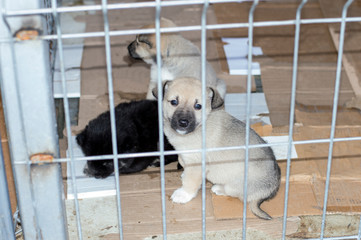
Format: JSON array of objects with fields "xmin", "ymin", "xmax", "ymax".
[
  {"xmin": 171, "ymin": 188, "xmax": 196, "ymax": 203},
  {"xmin": 211, "ymin": 184, "xmax": 226, "ymax": 196}
]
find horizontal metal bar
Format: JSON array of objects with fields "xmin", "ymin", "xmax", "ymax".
[
  {"xmin": 3, "ymin": 0, "xmax": 253, "ymax": 16},
  {"xmin": 306, "ymin": 235, "xmax": 361, "ymax": 240},
  {"xmin": 14, "ymin": 135, "xmax": 361, "ymax": 165},
  {"xmin": 0, "ymin": 16, "xmax": 360, "ymax": 43}
]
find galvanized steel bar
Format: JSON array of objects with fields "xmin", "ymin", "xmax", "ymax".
[
  {"xmin": 307, "ymin": 235, "xmax": 361, "ymax": 240},
  {"xmin": 282, "ymin": 0, "xmax": 307, "ymax": 239},
  {"xmin": 0, "ymin": 0, "xmax": 68, "ymax": 239},
  {"xmin": 357, "ymin": 216, "xmax": 361, "ymax": 240},
  {"xmin": 320, "ymin": 0, "xmax": 354, "ymax": 239},
  {"xmin": 14, "ymin": 134, "xmax": 361, "ymax": 166},
  {"xmin": 1, "ymin": 17, "xmax": 360, "ymax": 43},
  {"xmin": 154, "ymin": 1, "xmax": 168, "ymax": 239},
  {"xmin": 7, "ymin": 129, "xmax": 361, "ymax": 167},
  {"xmin": 101, "ymin": 0, "xmax": 124, "ymax": 239},
  {"xmin": 200, "ymin": 1, "xmax": 209, "ymax": 239},
  {"xmin": 51, "ymin": 0, "xmax": 83, "ymax": 239},
  {"xmin": 2, "ymin": 0, "xmax": 249, "ymax": 16},
  {"xmin": 0, "ymin": 138, "xmax": 15, "ymax": 240},
  {"xmin": 242, "ymin": 1, "xmax": 259, "ymax": 239}
]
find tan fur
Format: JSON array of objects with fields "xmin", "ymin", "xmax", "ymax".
[
  {"xmin": 128, "ymin": 18, "xmax": 227, "ymax": 100},
  {"xmin": 154, "ymin": 77, "xmax": 281, "ymax": 220}
]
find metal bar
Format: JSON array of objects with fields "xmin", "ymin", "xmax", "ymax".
[
  {"xmin": 2, "ymin": 0, "xmax": 260, "ymax": 16},
  {"xmin": 0, "ymin": 137, "xmax": 15, "ymax": 240},
  {"xmin": 15, "ymin": 134, "xmax": 361, "ymax": 166},
  {"xmin": 51, "ymin": 0, "xmax": 83, "ymax": 239},
  {"xmin": 0, "ymin": 0, "xmax": 68, "ymax": 239},
  {"xmin": 320, "ymin": 0, "xmax": 354, "ymax": 239},
  {"xmin": 0, "ymin": 16, "xmax": 360, "ymax": 43},
  {"xmin": 242, "ymin": 1, "xmax": 259, "ymax": 239},
  {"xmin": 306, "ymin": 235, "xmax": 361, "ymax": 240},
  {"xmin": 154, "ymin": 1, "xmax": 168, "ymax": 239},
  {"xmin": 101, "ymin": 0, "xmax": 124, "ymax": 239},
  {"xmin": 200, "ymin": 1, "xmax": 209, "ymax": 239},
  {"xmin": 282, "ymin": 0, "xmax": 307, "ymax": 239},
  {"xmin": 358, "ymin": 216, "xmax": 361, "ymax": 240}
]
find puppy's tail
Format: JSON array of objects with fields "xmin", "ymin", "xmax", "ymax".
[{"xmin": 249, "ymin": 199, "xmax": 272, "ymax": 220}]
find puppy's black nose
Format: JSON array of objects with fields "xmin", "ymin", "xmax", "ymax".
[{"xmin": 178, "ymin": 119, "xmax": 189, "ymax": 128}]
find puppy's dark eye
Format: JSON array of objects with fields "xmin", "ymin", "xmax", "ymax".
[
  {"xmin": 194, "ymin": 103, "xmax": 202, "ymax": 110},
  {"xmin": 170, "ymin": 99, "xmax": 178, "ymax": 106}
]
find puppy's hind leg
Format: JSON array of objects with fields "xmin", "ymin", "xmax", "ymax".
[
  {"xmin": 249, "ymin": 199, "xmax": 272, "ymax": 220},
  {"xmin": 171, "ymin": 166, "xmax": 201, "ymax": 203}
]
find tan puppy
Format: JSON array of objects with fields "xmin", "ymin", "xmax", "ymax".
[
  {"xmin": 153, "ymin": 77, "xmax": 281, "ymax": 220},
  {"xmin": 128, "ymin": 18, "xmax": 226, "ymax": 100}
]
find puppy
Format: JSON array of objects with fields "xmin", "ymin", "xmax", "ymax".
[
  {"xmin": 153, "ymin": 78, "xmax": 281, "ymax": 220},
  {"xmin": 76, "ymin": 100, "xmax": 178, "ymax": 179},
  {"xmin": 127, "ymin": 18, "xmax": 226, "ymax": 100}
]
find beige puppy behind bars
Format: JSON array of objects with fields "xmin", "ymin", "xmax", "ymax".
[
  {"xmin": 152, "ymin": 77, "xmax": 281, "ymax": 220},
  {"xmin": 127, "ymin": 18, "xmax": 226, "ymax": 100}
]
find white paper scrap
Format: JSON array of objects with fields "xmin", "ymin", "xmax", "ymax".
[
  {"xmin": 222, "ymin": 37, "xmax": 263, "ymax": 75},
  {"xmin": 225, "ymin": 93, "xmax": 270, "ymax": 125},
  {"xmin": 66, "ymin": 136, "xmax": 116, "ymax": 199},
  {"xmin": 263, "ymin": 135, "xmax": 298, "ymax": 160}
]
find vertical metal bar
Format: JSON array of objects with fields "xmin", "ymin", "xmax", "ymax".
[
  {"xmin": 320, "ymin": 0, "xmax": 354, "ymax": 239},
  {"xmin": 51, "ymin": 0, "xmax": 83, "ymax": 239},
  {"xmin": 101, "ymin": 1, "xmax": 124, "ymax": 239},
  {"xmin": 0, "ymin": 138, "xmax": 16, "ymax": 240},
  {"xmin": 154, "ymin": 1, "xmax": 168, "ymax": 239},
  {"xmin": 357, "ymin": 216, "xmax": 361, "ymax": 240},
  {"xmin": 242, "ymin": 1, "xmax": 258, "ymax": 239},
  {"xmin": 200, "ymin": 1, "xmax": 209, "ymax": 239},
  {"xmin": 282, "ymin": 1, "xmax": 307, "ymax": 239},
  {"xmin": 0, "ymin": 1, "xmax": 68, "ymax": 239}
]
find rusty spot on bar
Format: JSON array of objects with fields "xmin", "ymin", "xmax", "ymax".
[
  {"xmin": 14, "ymin": 28, "xmax": 40, "ymax": 40},
  {"xmin": 30, "ymin": 153, "xmax": 54, "ymax": 164}
]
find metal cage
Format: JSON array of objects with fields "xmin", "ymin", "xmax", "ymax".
[{"xmin": 1, "ymin": 0, "xmax": 361, "ymax": 240}]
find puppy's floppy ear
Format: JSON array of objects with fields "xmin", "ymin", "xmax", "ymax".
[
  {"xmin": 152, "ymin": 80, "xmax": 170, "ymax": 100},
  {"xmin": 208, "ymin": 87, "xmax": 224, "ymax": 109}
]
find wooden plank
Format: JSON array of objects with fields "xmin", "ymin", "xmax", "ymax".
[
  {"xmin": 319, "ymin": 0, "xmax": 361, "ymax": 109},
  {"xmin": 0, "ymin": 93, "xmax": 17, "ymax": 214}
]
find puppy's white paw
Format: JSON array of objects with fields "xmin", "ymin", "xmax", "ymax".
[
  {"xmin": 171, "ymin": 188, "xmax": 196, "ymax": 203},
  {"xmin": 211, "ymin": 184, "xmax": 226, "ymax": 196}
]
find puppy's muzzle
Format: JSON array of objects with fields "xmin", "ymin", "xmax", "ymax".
[
  {"xmin": 127, "ymin": 41, "xmax": 141, "ymax": 59},
  {"xmin": 171, "ymin": 110, "xmax": 196, "ymax": 135}
]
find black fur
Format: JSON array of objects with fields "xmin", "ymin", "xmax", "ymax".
[{"xmin": 76, "ymin": 100, "xmax": 178, "ymax": 179}]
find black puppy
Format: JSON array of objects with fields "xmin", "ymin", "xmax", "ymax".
[{"xmin": 76, "ymin": 100, "xmax": 178, "ymax": 179}]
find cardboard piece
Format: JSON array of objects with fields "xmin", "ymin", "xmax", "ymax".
[
  {"xmin": 318, "ymin": 0, "xmax": 361, "ymax": 109},
  {"xmin": 213, "ymin": 1, "xmax": 356, "ymax": 126},
  {"xmin": 212, "ymin": 177, "xmax": 321, "ymax": 220}
]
